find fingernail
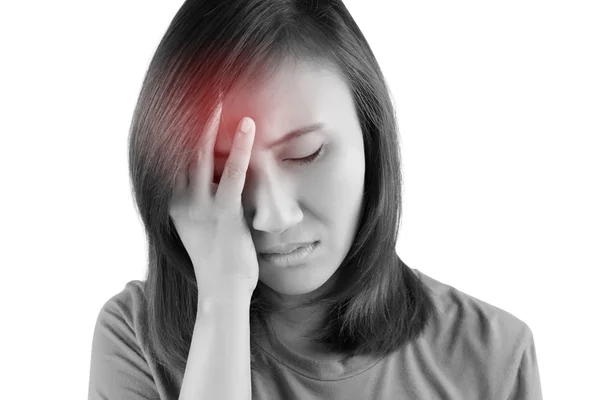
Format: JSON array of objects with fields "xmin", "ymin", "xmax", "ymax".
[{"xmin": 240, "ymin": 118, "xmax": 252, "ymax": 134}]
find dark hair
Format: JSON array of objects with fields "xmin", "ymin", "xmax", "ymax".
[{"xmin": 128, "ymin": 0, "xmax": 437, "ymax": 385}]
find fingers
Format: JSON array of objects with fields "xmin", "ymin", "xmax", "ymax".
[
  {"xmin": 189, "ymin": 100, "xmax": 223, "ymax": 202},
  {"xmin": 215, "ymin": 117, "xmax": 255, "ymax": 210}
]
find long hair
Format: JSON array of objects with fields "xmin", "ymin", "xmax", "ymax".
[{"xmin": 128, "ymin": 0, "xmax": 437, "ymax": 385}]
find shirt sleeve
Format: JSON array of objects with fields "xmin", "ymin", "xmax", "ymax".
[
  {"xmin": 88, "ymin": 295, "xmax": 160, "ymax": 400},
  {"xmin": 505, "ymin": 325, "xmax": 543, "ymax": 400}
]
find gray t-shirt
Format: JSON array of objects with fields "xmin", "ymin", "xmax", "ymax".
[{"xmin": 88, "ymin": 268, "xmax": 543, "ymax": 399}]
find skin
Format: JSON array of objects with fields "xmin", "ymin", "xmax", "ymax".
[{"xmin": 214, "ymin": 58, "xmax": 365, "ymax": 359}]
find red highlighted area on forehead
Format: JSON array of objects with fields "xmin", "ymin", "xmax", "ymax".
[{"xmin": 190, "ymin": 56, "xmax": 337, "ymax": 166}]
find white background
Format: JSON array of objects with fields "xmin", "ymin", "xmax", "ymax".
[{"xmin": 1, "ymin": 1, "xmax": 598, "ymax": 398}]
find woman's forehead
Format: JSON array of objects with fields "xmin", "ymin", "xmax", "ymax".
[{"xmin": 214, "ymin": 61, "xmax": 351, "ymax": 151}]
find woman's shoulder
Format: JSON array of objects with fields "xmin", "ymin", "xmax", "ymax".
[
  {"xmin": 413, "ymin": 268, "xmax": 531, "ymax": 339},
  {"xmin": 90, "ymin": 281, "xmax": 171, "ymax": 399},
  {"xmin": 408, "ymin": 268, "xmax": 541, "ymax": 397},
  {"xmin": 98, "ymin": 280, "xmax": 146, "ymax": 319},
  {"xmin": 93, "ymin": 280, "xmax": 148, "ymax": 345},
  {"xmin": 415, "ymin": 270, "xmax": 534, "ymax": 368},
  {"xmin": 410, "ymin": 268, "xmax": 535, "ymax": 357}
]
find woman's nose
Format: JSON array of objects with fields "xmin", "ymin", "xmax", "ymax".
[{"xmin": 244, "ymin": 174, "xmax": 303, "ymax": 233}]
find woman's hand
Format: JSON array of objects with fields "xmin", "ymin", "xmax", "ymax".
[{"xmin": 169, "ymin": 100, "xmax": 259, "ymax": 303}]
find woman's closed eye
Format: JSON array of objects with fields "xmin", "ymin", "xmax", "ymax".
[
  {"xmin": 213, "ymin": 144, "xmax": 325, "ymax": 183},
  {"xmin": 286, "ymin": 144, "xmax": 325, "ymax": 165}
]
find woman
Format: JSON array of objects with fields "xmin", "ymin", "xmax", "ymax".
[{"xmin": 89, "ymin": 0, "xmax": 542, "ymax": 399}]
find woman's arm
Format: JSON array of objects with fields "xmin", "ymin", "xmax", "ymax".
[
  {"xmin": 178, "ymin": 295, "xmax": 252, "ymax": 400},
  {"xmin": 505, "ymin": 326, "xmax": 543, "ymax": 400}
]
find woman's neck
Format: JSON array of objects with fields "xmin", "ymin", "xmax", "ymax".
[{"xmin": 268, "ymin": 310, "xmax": 343, "ymax": 361}]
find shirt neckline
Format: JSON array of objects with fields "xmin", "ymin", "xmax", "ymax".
[
  {"xmin": 251, "ymin": 313, "xmax": 386, "ymax": 381},
  {"xmin": 249, "ymin": 268, "xmax": 426, "ymax": 381}
]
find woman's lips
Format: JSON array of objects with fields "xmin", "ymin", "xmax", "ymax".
[{"xmin": 259, "ymin": 241, "xmax": 320, "ymax": 267}]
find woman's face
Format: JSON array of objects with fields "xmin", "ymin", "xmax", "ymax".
[{"xmin": 215, "ymin": 59, "xmax": 365, "ymax": 298}]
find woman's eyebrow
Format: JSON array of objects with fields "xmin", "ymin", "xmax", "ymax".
[
  {"xmin": 215, "ymin": 122, "xmax": 325, "ymax": 158},
  {"xmin": 264, "ymin": 122, "xmax": 325, "ymax": 149}
]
